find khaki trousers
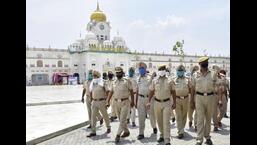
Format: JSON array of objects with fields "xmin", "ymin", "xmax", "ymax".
[
  {"xmin": 218, "ymin": 94, "xmax": 228, "ymax": 122},
  {"xmin": 195, "ymin": 94, "xmax": 215, "ymax": 143},
  {"xmin": 114, "ymin": 99, "xmax": 130, "ymax": 135},
  {"xmin": 127, "ymin": 95, "xmax": 136, "ymax": 122},
  {"xmin": 86, "ymin": 95, "xmax": 102, "ymax": 122},
  {"xmin": 188, "ymin": 96, "xmax": 197, "ymax": 126},
  {"xmin": 175, "ymin": 97, "xmax": 189, "ymax": 134},
  {"xmin": 212, "ymin": 95, "xmax": 219, "ymax": 127},
  {"xmin": 91, "ymin": 100, "xmax": 111, "ymax": 133},
  {"xmin": 110, "ymin": 97, "xmax": 117, "ymax": 117},
  {"xmin": 154, "ymin": 100, "xmax": 172, "ymax": 144},
  {"xmin": 137, "ymin": 96, "xmax": 156, "ymax": 135}
]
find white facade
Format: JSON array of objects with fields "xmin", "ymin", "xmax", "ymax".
[{"xmin": 26, "ymin": 2, "xmax": 230, "ymax": 85}]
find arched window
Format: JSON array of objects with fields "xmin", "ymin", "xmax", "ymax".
[
  {"xmin": 37, "ymin": 60, "xmax": 43, "ymax": 67},
  {"xmin": 58, "ymin": 60, "xmax": 63, "ymax": 67}
]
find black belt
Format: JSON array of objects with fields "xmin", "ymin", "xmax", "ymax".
[
  {"xmin": 176, "ymin": 95, "xmax": 188, "ymax": 99},
  {"xmin": 155, "ymin": 98, "xmax": 170, "ymax": 102},
  {"xmin": 139, "ymin": 94, "xmax": 148, "ymax": 98},
  {"xmin": 92, "ymin": 98, "xmax": 106, "ymax": 101},
  {"xmin": 196, "ymin": 92, "xmax": 214, "ymax": 96},
  {"xmin": 115, "ymin": 98, "xmax": 129, "ymax": 102}
]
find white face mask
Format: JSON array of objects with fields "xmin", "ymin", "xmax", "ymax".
[{"xmin": 158, "ymin": 70, "xmax": 166, "ymax": 77}]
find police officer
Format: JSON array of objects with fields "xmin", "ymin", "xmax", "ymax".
[
  {"xmin": 136, "ymin": 62, "xmax": 157, "ymax": 140},
  {"xmin": 82, "ymin": 70, "xmax": 103, "ymax": 128},
  {"xmin": 172, "ymin": 65, "xmax": 192, "ymax": 139},
  {"xmin": 188, "ymin": 65, "xmax": 199, "ymax": 131},
  {"xmin": 217, "ymin": 70, "xmax": 229, "ymax": 128},
  {"xmin": 166, "ymin": 68, "xmax": 176, "ymax": 123},
  {"xmin": 126, "ymin": 67, "xmax": 137, "ymax": 127},
  {"xmin": 211, "ymin": 64, "xmax": 222, "ymax": 132},
  {"xmin": 87, "ymin": 70, "xmax": 111, "ymax": 137},
  {"xmin": 106, "ymin": 67, "xmax": 134, "ymax": 143},
  {"xmin": 191, "ymin": 56, "xmax": 219, "ymax": 145},
  {"xmin": 147, "ymin": 64, "xmax": 176, "ymax": 145},
  {"xmin": 107, "ymin": 71, "xmax": 118, "ymax": 122}
]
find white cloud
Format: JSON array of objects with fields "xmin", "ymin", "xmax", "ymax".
[{"xmin": 156, "ymin": 15, "xmax": 187, "ymax": 29}]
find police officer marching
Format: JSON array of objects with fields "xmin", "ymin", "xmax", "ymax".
[
  {"xmin": 172, "ymin": 64, "xmax": 193, "ymax": 139},
  {"xmin": 87, "ymin": 70, "xmax": 111, "ymax": 137},
  {"xmin": 135, "ymin": 62, "xmax": 157, "ymax": 140},
  {"xmin": 82, "ymin": 70, "xmax": 103, "ymax": 129},
  {"xmin": 147, "ymin": 64, "xmax": 176, "ymax": 145},
  {"xmin": 106, "ymin": 67, "xmax": 135, "ymax": 143},
  {"xmin": 191, "ymin": 56, "xmax": 220, "ymax": 145}
]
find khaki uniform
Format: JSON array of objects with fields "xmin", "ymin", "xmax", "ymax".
[
  {"xmin": 192, "ymin": 70, "xmax": 217, "ymax": 143},
  {"xmin": 83, "ymin": 80, "xmax": 102, "ymax": 122},
  {"xmin": 172, "ymin": 77, "xmax": 191, "ymax": 135},
  {"xmin": 106, "ymin": 79, "xmax": 116, "ymax": 118},
  {"xmin": 217, "ymin": 78, "xmax": 229, "ymax": 122},
  {"xmin": 188, "ymin": 75, "xmax": 197, "ymax": 127},
  {"xmin": 90, "ymin": 80, "xmax": 111, "ymax": 133},
  {"xmin": 137, "ymin": 76, "xmax": 156, "ymax": 135},
  {"xmin": 149, "ymin": 76, "xmax": 173, "ymax": 144},
  {"xmin": 111, "ymin": 78, "xmax": 133, "ymax": 135},
  {"xmin": 127, "ymin": 77, "xmax": 137, "ymax": 123}
]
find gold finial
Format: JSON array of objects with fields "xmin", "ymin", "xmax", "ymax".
[{"xmin": 96, "ymin": 0, "xmax": 100, "ymax": 11}]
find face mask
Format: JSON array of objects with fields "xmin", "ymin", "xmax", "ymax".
[
  {"xmin": 177, "ymin": 71, "xmax": 185, "ymax": 77},
  {"xmin": 88, "ymin": 74, "xmax": 93, "ymax": 80},
  {"xmin": 139, "ymin": 67, "xmax": 146, "ymax": 76},
  {"xmin": 108, "ymin": 74, "xmax": 113, "ymax": 79},
  {"xmin": 200, "ymin": 63, "xmax": 208, "ymax": 68},
  {"xmin": 128, "ymin": 71, "xmax": 134, "ymax": 77},
  {"xmin": 158, "ymin": 70, "xmax": 166, "ymax": 77},
  {"xmin": 116, "ymin": 73, "xmax": 123, "ymax": 79}
]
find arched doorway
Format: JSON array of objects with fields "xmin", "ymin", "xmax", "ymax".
[{"xmin": 73, "ymin": 73, "xmax": 80, "ymax": 84}]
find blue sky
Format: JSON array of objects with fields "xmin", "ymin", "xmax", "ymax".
[{"xmin": 26, "ymin": 0, "xmax": 230, "ymax": 56}]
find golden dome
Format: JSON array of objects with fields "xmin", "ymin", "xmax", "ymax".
[{"xmin": 90, "ymin": 2, "xmax": 106, "ymax": 22}]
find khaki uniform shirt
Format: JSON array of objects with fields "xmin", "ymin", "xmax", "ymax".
[
  {"xmin": 192, "ymin": 70, "xmax": 217, "ymax": 93},
  {"xmin": 83, "ymin": 80, "xmax": 92, "ymax": 96},
  {"xmin": 110, "ymin": 78, "xmax": 133, "ymax": 99},
  {"xmin": 171, "ymin": 77, "xmax": 191, "ymax": 96},
  {"xmin": 149, "ymin": 76, "xmax": 173, "ymax": 100},
  {"xmin": 137, "ymin": 76, "xmax": 152, "ymax": 96},
  {"xmin": 128, "ymin": 77, "xmax": 138, "ymax": 93},
  {"xmin": 91, "ymin": 80, "xmax": 108, "ymax": 99}
]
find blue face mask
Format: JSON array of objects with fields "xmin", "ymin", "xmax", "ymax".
[
  {"xmin": 128, "ymin": 71, "xmax": 134, "ymax": 77},
  {"xmin": 177, "ymin": 71, "xmax": 185, "ymax": 77},
  {"xmin": 139, "ymin": 67, "xmax": 146, "ymax": 76},
  {"xmin": 88, "ymin": 74, "xmax": 93, "ymax": 80}
]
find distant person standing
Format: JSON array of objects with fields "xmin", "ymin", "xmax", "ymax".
[{"xmin": 82, "ymin": 70, "xmax": 103, "ymax": 128}]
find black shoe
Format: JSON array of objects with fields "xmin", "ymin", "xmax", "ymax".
[
  {"xmin": 213, "ymin": 127, "xmax": 219, "ymax": 132},
  {"xmin": 224, "ymin": 114, "xmax": 229, "ymax": 118},
  {"xmin": 153, "ymin": 128, "xmax": 157, "ymax": 134},
  {"xmin": 166, "ymin": 143, "xmax": 171, "ymax": 145},
  {"xmin": 172, "ymin": 117, "xmax": 175, "ymax": 123},
  {"xmin": 100, "ymin": 118, "xmax": 103, "ymax": 125},
  {"xmin": 87, "ymin": 133, "xmax": 96, "ymax": 137},
  {"xmin": 121, "ymin": 131, "xmax": 130, "ymax": 138},
  {"xmin": 87, "ymin": 125, "xmax": 91, "ymax": 129},
  {"xmin": 132, "ymin": 122, "xmax": 136, "ymax": 127},
  {"xmin": 110, "ymin": 117, "xmax": 114, "ymax": 122},
  {"xmin": 106, "ymin": 128, "xmax": 111, "ymax": 134},
  {"xmin": 137, "ymin": 134, "xmax": 144, "ymax": 140},
  {"xmin": 127, "ymin": 119, "xmax": 130, "ymax": 124},
  {"xmin": 205, "ymin": 139, "xmax": 213, "ymax": 145},
  {"xmin": 157, "ymin": 137, "xmax": 164, "ymax": 142},
  {"xmin": 218, "ymin": 122, "xmax": 222, "ymax": 128},
  {"xmin": 178, "ymin": 134, "xmax": 184, "ymax": 139},
  {"xmin": 115, "ymin": 135, "xmax": 120, "ymax": 143},
  {"xmin": 189, "ymin": 121, "xmax": 192, "ymax": 127}
]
